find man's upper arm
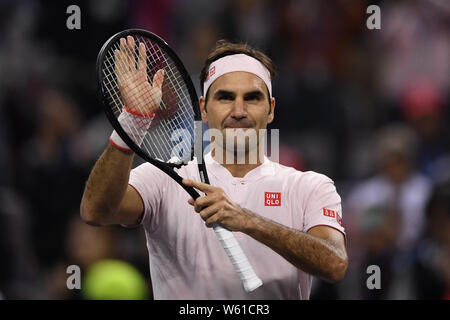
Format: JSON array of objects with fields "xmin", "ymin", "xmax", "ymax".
[
  {"xmin": 300, "ymin": 172, "xmax": 347, "ymax": 254},
  {"xmin": 119, "ymin": 162, "xmax": 167, "ymax": 229},
  {"xmin": 301, "ymin": 173, "xmax": 346, "ymax": 236},
  {"xmin": 307, "ymin": 225, "xmax": 347, "ymax": 254}
]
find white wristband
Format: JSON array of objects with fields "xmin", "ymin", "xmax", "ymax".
[{"xmin": 109, "ymin": 107, "xmax": 155, "ymax": 153}]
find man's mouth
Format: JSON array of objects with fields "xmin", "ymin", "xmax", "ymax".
[
  {"xmin": 223, "ymin": 119, "xmax": 254, "ymax": 129},
  {"xmin": 225, "ymin": 126, "xmax": 252, "ymax": 129}
]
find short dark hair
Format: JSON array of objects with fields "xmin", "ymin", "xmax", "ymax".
[{"xmin": 199, "ymin": 40, "xmax": 276, "ymax": 100}]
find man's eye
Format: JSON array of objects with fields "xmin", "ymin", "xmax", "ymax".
[
  {"xmin": 219, "ymin": 95, "xmax": 233, "ymax": 101},
  {"xmin": 245, "ymin": 95, "xmax": 261, "ymax": 102}
]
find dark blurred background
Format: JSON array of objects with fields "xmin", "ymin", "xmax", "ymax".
[{"xmin": 0, "ymin": 0, "xmax": 449, "ymax": 300}]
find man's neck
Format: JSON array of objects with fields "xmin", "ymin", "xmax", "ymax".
[{"xmin": 211, "ymin": 147, "xmax": 264, "ymax": 178}]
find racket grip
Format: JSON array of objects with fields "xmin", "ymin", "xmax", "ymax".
[{"xmin": 213, "ymin": 224, "xmax": 263, "ymax": 292}]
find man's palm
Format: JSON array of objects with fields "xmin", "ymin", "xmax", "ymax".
[{"xmin": 115, "ymin": 36, "xmax": 164, "ymax": 116}]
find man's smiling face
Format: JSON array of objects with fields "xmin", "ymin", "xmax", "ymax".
[{"xmin": 200, "ymin": 71, "xmax": 275, "ymax": 156}]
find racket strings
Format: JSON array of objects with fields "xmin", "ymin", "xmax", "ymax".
[{"xmin": 101, "ymin": 35, "xmax": 195, "ymax": 163}]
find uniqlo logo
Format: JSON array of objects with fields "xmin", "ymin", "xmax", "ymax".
[
  {"xmin": 323, "ymin": 208, "xmax": 336, "ymax": 218},
  {"xmin": 265, "ymin": 192, "xmax": 281, "ymax": 206}
]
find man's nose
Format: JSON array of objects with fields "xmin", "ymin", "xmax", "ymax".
[{"xmin": 231, "ymin": 97, "xmax": 247, "ymax": 119}]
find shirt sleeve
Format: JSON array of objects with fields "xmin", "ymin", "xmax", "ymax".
[
  {"xmin": 128, "ymin": 162, "xmax": 168, "ymax": 231},
  {"xmin": 302, "ymin": 173, "xmax": 345, "ymax": 236}
]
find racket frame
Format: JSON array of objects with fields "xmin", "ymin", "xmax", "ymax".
[{"xmin": 96, "ymin": 28, "xmax": 204, "ymax": 199}]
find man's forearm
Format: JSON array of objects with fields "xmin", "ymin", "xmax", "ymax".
[
  {"xmin": 80, "ymin": 142, "xmax": 134, "ymax": 225},
  {"xmin": 242, "ymin": 210, "xmax": 347, "ymax": 282}
]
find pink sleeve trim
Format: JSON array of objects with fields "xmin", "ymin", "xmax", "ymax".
[
  {"xmin": 120, "ymin": 183, "xmax": 147, "ymax": 228},
  {"xmin": 129, "ymin": 183, "xmax": 147, "ymax": 225}
]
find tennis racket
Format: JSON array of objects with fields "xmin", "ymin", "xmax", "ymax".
[{"xmin": 96, "ymin": 29, "xmax": 262, "ymax": 292}]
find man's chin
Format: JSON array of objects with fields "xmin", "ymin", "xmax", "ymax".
[
  {"xmin": 212, "ymin": 139, "xmax": 262, "ymax": 165},
  {"xmin": 224, "ymin": 140, "xmax": 260, "ymax": 154}
]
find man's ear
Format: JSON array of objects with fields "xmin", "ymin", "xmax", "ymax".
[
  {"xmin": 267, "ymin": 97, "xmax": 275, "ymax": 124},
  {"xmin": 199, "ymin": 96, "xmax": 208, "ymax": 123}
]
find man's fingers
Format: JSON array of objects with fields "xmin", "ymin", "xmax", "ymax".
[
  {"xmin": 114, "ymin": 49, "xmax": 123, "ymax": 82},
  {"xmin": 152, "ymin": 69, "xmax": 165, "ymax": 90},
  {"xmin": 126, "ymin": 35, "xmax": 136, "ymax": 71},
  {"xmin": 199, "ymin": 203, "xmax": 221, "ymax": 221},
  {"xmin": 137, "ymin": 42, "xmax": 147, "ymax": 72},
  {"xmin": 118, "ymin": 38, "xmax": 128, "ymax": 73},
  {"xmin": 193, "ymin": 195, "xmax": 219, "ymax": 213},
  {"xmin": 120, "ymin": 37, "xmax": 126, "ymax": 51},
  {"xmin": 205, "ymin": 215, "xmax": 220, "ymax": 228},
  {"xmin": 182, "ymin": 179, "xmax": 215, "ymax": 193}
]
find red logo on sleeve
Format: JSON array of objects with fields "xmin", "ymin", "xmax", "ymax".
[
  {"xmin": 265, "ymin": 192, "xmax": 281, "ymax": 206},
  {"xmin": 323, "ymin": 208, "xmax": 343, "ymax": 226},
  {"xmin": 336, "ymin": 213, "xmax": 343, "ymax": 226},
  {"xmin": 322, "ymin": 208, "xmax": 336, "ymax": 218}
]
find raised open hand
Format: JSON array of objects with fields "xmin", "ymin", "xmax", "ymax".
[{"xmin": 114, "ymin": 36, "xmax": 164, "ymax": 116}]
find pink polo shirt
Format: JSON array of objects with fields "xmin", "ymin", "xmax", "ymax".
[{"xmin": 128, "ymin": 152, "xmax": 345, "ymax": 299}]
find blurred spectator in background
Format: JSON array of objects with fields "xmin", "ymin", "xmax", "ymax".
[
  {"xmin": 413, "ymin": 180, "xmax": 450, "ymax": 300},
  {"xmin": 400, "ymin": 80, "xmax": 450, "ymax": 181},
  {"xmin": 345, "ymin": 124, "xmax": 432, "ymax": 299},
  {"xmin": 278, "ymin": 143, "xmax": 305, "ymax": 172},
  {"xmin": 129, "ymin": 0, "xmax": 174, "ymax": 41},
  {"xmin": 17, "ymin": 87, "xmax": 86, "ymax": 270},
  {"xmin": 45, "ymin": 215, "xmax": 151, "ymax": 299},
  {"xmin": 376, "ymin": 0, "xmax": 449, "ymax": 103},
  {"xmin": 0, "ymin": 188, "xmax": 39, "ymax": 299},
  {"xmin": 44, "ymin": 215, "xmax": 116, "ymax": 299}
]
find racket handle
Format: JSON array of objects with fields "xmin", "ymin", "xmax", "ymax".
[{"xmin": 213, "ymin": 224, "xmax": 263, "ymax": 292}]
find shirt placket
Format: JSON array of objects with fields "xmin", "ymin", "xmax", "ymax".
[{"xmin": 231, "ymin": 178, "xmax": 248, "ymax": 241}]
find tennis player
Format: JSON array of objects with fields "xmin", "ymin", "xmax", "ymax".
[{"xmin": 81, "ymin": 39, "xmax": 348, "ymax": 299}]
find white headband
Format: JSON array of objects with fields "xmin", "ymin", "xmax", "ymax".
[{"xmin": 203, "ymin": 54, "xmax": 272, "ymax": 97}]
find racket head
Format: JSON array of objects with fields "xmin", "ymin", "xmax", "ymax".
[{"xmin": 96, "ymin": 29, "xmax": 202, "ymax": 169}]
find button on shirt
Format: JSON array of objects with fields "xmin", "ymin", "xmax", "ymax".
[{"xmin": 128, "ymin": 152, "xmax": 345, "ymax": 299}]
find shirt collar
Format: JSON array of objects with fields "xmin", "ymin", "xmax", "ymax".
[{"xmin": 203, "ymin": 151, "xmax": 275, "ymax": 183}]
